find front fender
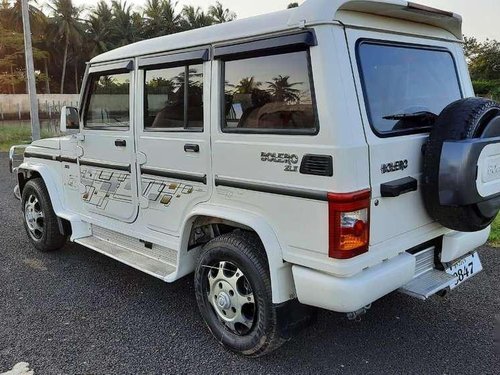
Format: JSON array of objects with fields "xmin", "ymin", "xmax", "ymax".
[
  {"xmin": 17, "ymin": 161, "xmax": 89, "ymax": 240},
  {"xmin": 182, "ymin": 204, "xmax": 296, "ymax": 304},
  {"xmin": 18, "ymin": 161, "xmax": 64, "ymax": 215}
]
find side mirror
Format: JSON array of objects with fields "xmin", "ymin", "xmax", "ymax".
[{"xmin": 60, "ymin": 106, "xmax": 80, "ymax": 133}]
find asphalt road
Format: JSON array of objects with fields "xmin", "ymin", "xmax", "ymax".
[{"xmin": 0, "ymin": 152, "xmax": 498, "ymax": 375}]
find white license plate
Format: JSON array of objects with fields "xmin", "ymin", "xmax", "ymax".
[{"xmin": 445, "ymin": 252, "xmax": 483, "ymax": 290}]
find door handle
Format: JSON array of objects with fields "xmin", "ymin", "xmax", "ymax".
[
  {"xmin": 380, "ymin": 177, "xmax": 418, "ymax": 197},
  {"xmin": 115, "ymin": 139, "xmax": 127, "ymax": 147},
  {"xmin": 184, "ymin": 144, "xmax": 200, "ymax": 153}
]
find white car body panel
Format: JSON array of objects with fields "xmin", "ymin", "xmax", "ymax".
[{"xmin": 14, "ymin": 0, "xmax": 491, "ymax": 311}]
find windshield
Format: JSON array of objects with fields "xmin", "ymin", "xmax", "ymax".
[{"xmin": 357, "ymin": 42, "xmax": 462, "ymax": 136}]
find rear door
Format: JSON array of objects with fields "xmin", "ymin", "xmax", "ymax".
[
  {"xmin": 78, "ymin": 61, "xmax": 139, "ymax": 223},
  {"xmin": 345, "ymin": 30, "xmax": 464, "ymax": 245},
  {"xmin": 135, "ymin": 49, "xmax": 211, "ymax": 236}
]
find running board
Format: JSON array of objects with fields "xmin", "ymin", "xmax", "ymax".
[
  {"xmin": 398, "ymin": 246, "xmax": 457, "ymax": 300},
  {"xmin": 75, "ymin": 226, "xmax": 177, "ymax": 280}
]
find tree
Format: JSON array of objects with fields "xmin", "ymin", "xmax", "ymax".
[
  {"xmin": 464, "ymin": 36, "xmax": 500, "ymax": 81},
  {"xmin": 287, "ymin": 3, "xmax": 299, "ymax": 9},
  {"xmin": 48, "ymin": 0, "xmax": 83, "ymax": 93},
  {"xmin": 4, "ymin": 0, "xmax": 47, "ymax": 35},
  {"xmin": 208, "ymin": 1, "xmax": 236, "ymax": 23},
  {"xmin": 180, "ymin": 5, "xmax": 214, "ymax": 30},
  {"xmin": 266, "ymin": 75, "xmax": 302, "ymax": 103},
  {"xmin": 0, "ymin": 0, "xmax": 238, "ymax": 94},
  {"xmin": 109, "ymin": 0, "xmax": 142, "ymax": 47},
  {"xmin": 86, "ymin": 1, "xmax": 113, "ymax": 55},
  {"xmin": 233, "ymin": 77, "xmax": 261, "ymax": 94},
  {"xmin": 0, "ymin": 24, "xmax": 25, "ymax": 93},
  {"xmin": 142, "ymin": 0, "xmax": 180, "ymax": 39}
]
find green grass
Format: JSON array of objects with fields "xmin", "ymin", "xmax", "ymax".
[
  {"xmin": 488, "ymin": 216, "xmax": 500, "ymax": 247},
  {"xmin": 0, "ymin": 121, "xmax": 57, "ymax": 152}
]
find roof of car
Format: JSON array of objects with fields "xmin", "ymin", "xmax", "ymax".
[{"xmin": 90, "ymin": 0, "xmax": 462, "ymax": 64}]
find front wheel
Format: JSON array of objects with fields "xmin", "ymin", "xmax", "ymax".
[
  {"xmin": 194, "ymin": 231, "xmax": 286, "ymax": 357},
  {"xmin": 22, "ymin": 178, "xmax": 67, "ymax": 252}
]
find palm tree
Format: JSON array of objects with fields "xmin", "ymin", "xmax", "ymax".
[
  {"xmin": 208, "ymin": 1, "xmax": 236, "ymax": 23},
  {"xmin": 143, "ymin": 0, "xmax": 180, "ymax": 38},
  {"xmin": 233, "ymin": 77, "xmax": 261, "ymax": 94},
  {"xmin": 48, "ymin": 0, "xmax": 83, "ymax": 93},
  {"xmin": 266, "ymin": 75, "xmax": 302, "ymax": 103},
  {"xmin": 5, "ymin": 0, "xmax": 46, "ymax": 35},
  {"xmin": 180, "ymin": 5, "xmax": 214, "ymax": 30},
  {"xmin": 86, "ymin": 1, "xmax": 113, "ymax": 56},
  {"xmin": 109, "ymin": 0, "xmax": 141, "ymax": 47}
]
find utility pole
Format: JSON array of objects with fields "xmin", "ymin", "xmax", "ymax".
[{"xmin": 21, "ymin": 0, "xmax": 41, "ymax": 141}]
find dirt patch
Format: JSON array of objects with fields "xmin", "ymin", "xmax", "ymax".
[{"xmin": 22, "ymin": 258, "xmax": 47, "ymax": 271}]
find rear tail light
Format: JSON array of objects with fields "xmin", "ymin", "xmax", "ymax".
[{"xmin": 328, "ymin": 189, "xmax": 371, "ymax": 259}]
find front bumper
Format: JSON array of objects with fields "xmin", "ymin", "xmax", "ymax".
[
  {"xmin": 9, "ymin": 145, "xmax": 27, "ymax": 200},
  {"xmin": 8, "ymin": 144, "xmax": 27, "ymax": 174}
]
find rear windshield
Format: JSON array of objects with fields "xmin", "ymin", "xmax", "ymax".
[{"xmin": 357, "ymin": 42, "xmax": 462, "ymax": 136}]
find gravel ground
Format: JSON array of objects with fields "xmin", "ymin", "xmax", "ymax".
[{"xmin": 0, "ymin": 152, "xmax": 498, "ymax": 374}]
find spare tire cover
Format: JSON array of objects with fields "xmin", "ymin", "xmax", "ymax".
[{"xmin": 422, "ymin": 97, "xmax": 500, "ymax": 232}]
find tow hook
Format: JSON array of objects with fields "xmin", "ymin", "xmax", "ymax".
[{"xmin": 346, "ymin": 304, "xmax": 372, "ymax": 321}]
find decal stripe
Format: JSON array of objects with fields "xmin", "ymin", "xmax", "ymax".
[
  {"xmin": 141, "ymin": 167, "xmax": 207, "ymax": 185},
  {"xmin": 59, "ymin": 156, "xmax": 78, "ymax": 164},
  {"xmin": 80, "ymin": 159, "xmax": 131, "ymax": 172},
  {"xmin": 24, "ymin": 152, "xmax": 59, "ymax": 161},
  {"xmin": 24, "ymin": 152, "xmax": 78, "ymax": 164},
  {"xmin": 215, "ymin": 177, "xmax": 328, "ymax": 201}
]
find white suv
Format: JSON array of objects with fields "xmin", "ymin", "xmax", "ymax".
[{"xmin": 10, "ymin": 0, "xmax": 500, "ymax": 357}]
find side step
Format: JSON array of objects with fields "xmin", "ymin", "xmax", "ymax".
[
  {"xmin": 399, "ymin": 247, "xmax": 457, "ymax": 300},
  {"xmin": 75, "ymin": 225, "xmax": 177, "ymax": 280}
]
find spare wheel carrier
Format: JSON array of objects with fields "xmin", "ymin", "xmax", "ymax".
[{"xmin": 422, "ymin": 97, "xmax": 500, "ymax": 232}]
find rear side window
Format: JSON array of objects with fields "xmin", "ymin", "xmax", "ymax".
[
  {"xmin": 222, "ymin": 51, "xmax": 318, "ymax": 134},
  {"xmin": 144, "ymin": 64, "xmax": 203, "ymax": 131},
  {"xmin": 84, "ymin": 72, "xmax": 130, "ymax": 129},
  {"xmin": 357, "ymin": 42, "xmax": 462, "ymax": 136}
]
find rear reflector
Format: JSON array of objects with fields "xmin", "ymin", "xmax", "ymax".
[{"xmin": 328, "ymin": 190, "xmax": 371, "ymax": 259}]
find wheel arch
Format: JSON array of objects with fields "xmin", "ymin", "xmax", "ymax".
[
  {"xmin": 18, "ymin": 163, "xmax": 64, "ymax": 215},
  {"xmin": 17, "ymin": 163, "xmax": 88, "ymax": 239},
  {"xmin": 181, "ymin": 205, "xmax": 296, "ymax": 304}
]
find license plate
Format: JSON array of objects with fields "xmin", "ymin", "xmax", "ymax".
[{"xmin": 445, "ymin": 252, "xmax": 483, "ymax": 290}]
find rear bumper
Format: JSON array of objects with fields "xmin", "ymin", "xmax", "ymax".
[
  {"xmin": 292, "ymin": 227, "xmax": 491, "ymax": 313},
  {"xmin": 441, "ymin": 227, "xmax": 490, "ymax": 263},
  {"xmin": 292, "ymin": 252, "xmax": 415, "ymax": 313}
]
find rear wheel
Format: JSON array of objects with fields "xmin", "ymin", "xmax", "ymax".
[
  {"xmin": 22, "ymin": 179, "xmax": 67, "ymax": 252},
  {"xmin": 194, "ymin": 231, "xmax": 286, "ymax": 357}
]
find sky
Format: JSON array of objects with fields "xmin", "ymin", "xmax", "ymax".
[{"xmin": 66, "ymin": 0, "xmax": 499, "ymax": 41}]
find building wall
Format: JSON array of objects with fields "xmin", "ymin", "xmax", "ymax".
[{"xmin": 0, "ymin": 94, "xmax": 80, "ymax": 119}]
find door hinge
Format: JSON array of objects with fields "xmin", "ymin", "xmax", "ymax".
[
  {"xmin": 139, "ymin": 196, "xmax": 149, "ymax": 209},
  {"xmin": 136, "ymin": 151, "xmax": 147, "ymax": 165}
]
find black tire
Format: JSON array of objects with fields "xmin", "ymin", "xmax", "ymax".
[
  {"xmin": 422, "ymin": 98, "xmax": 500, "ymax": 232},
  {"xmin": 194, "ymin": 230, "xmax": 286, "ymax": 357},
  {"xmin": 21, "ymin": 178, "xmax": 67, "ymax": 252}
]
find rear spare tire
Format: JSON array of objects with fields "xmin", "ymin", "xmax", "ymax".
[{"xmin": 422, "ymin": 97, "xmax": 500, "ymax": 232}]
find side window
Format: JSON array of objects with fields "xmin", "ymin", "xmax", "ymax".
[
  {"xmin": 144, "ymin": 64, "xmax": 204, "ymax": 131},
  {"xmin": 84, "ymin": 72, "xmax": 130, "ymax": 129},
  {"xmin": 222, "ymin": 51, "xmax": 318, "ymax": 134}
]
